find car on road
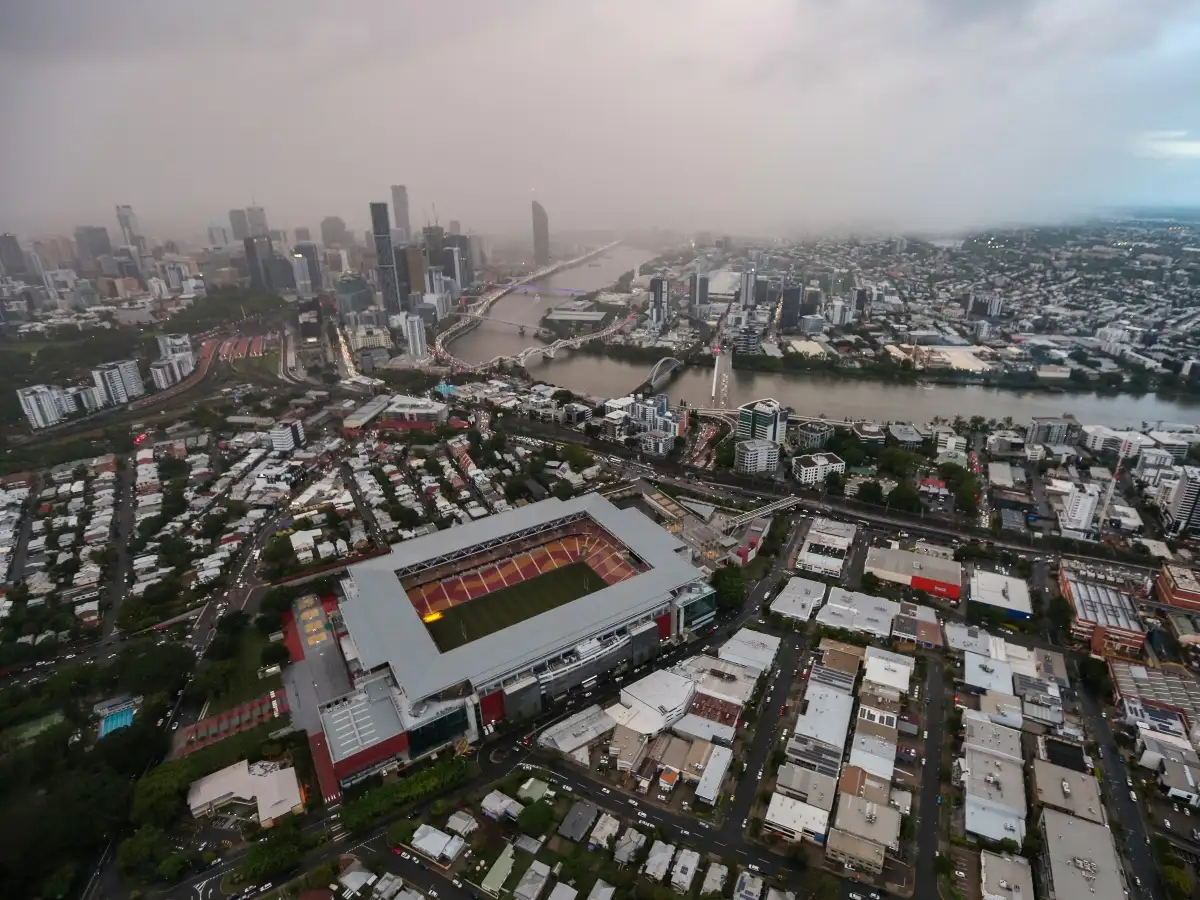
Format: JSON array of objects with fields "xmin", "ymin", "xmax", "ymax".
[
  {"xmin": 453, "ymin": 880, "xmax": 462, "ymax": 888},
  {"xmin": 742, "ymin": 818, "xmax": 748, "ymax": 828},
  {"xmin": 923, "ymin": 730, "xmax": 928, "ymax": 739},
  {"xmin": 757, "ymin": 769, "xmax": 763, "ymax": 779},
  {"xmin": 849, "ymin": 894, "xmax": 864, "ymax": 900},
  {"xmin": 601, "ymin": 787, "xmax": 610, "ymax": 794},
  {"xmin": 628, "ymin": 799, "xmax": 638, "ymax": 806},
  {"xmin": 637, "ymin": 811, "xmax": 647, "ymax": 819}
]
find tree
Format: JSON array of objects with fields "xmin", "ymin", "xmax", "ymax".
[
  {"xmin": 260, "ymin": 643, "xmax": 291, "ymax": 667},
  {"xmin": 824, "ymin": 472, "xmax": 844, "ymax": 496},
  {"xmin": 131, "ymin": 762, "xmax": 194, "ymax": 828},
  {"xmin": 860, "ymin": 572, "xmax": 882, "ymax": 594},
  {"xmin": 552, "ymin": 481, "xmax": 574, "ymax": 501},
  {"xmin": 387, "ymin": 820, "xmax": 417, "ymax": 847},
  {"xmin": 710, "ymin": 566, "xmax": 747, "ymax": 610},
  {"xmin": 262, "ymin": 535, "xmax": 294, "ymax": 568},
  {"xmin": 1047, "ymin": 594, "xmax": 1073, "ymax": 636},
  {"xmin": 887, "ymin": 482, "xmax": 923, "ymax": 513},
  {"xmin": 1078, "ymin": 656, "xmax": 1113, "ymax": 698},
  {"xmin": 878, "ymin": 447, "xmax": 919, "ymax": 478},
  {"xmin": 116, "ymin": 825, "xmax": 170, "ymax": 877},
  {"xmin": 423, "ymin": 456, "xmax": 442, "ymax": 476},
  {"xmin": 856, "ymin": 480, "xmax": 885, "ymax": 505},
  {"xmin": 156, "ymin": 853, "xmax": 191, "ymax": 883},
  {"xmin": 517, "ymin": 800, "xmax": 554, "ymax": 836}
]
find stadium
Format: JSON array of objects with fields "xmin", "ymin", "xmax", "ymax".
[{"xmin": 312, "ymin": 494, "xmax": 716, "ymax": 788}]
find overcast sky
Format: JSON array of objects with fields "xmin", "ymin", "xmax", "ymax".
[{"xmin": 4, "ymin": 0, "xmax": 1200, "ymax": 242}]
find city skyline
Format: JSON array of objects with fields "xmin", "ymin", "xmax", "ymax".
[{"xmin": 4, "ymin": 1, "xmax": 1200, "ymax": 238}]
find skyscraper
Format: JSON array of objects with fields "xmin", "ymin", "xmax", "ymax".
[
  {"xmin": 115, "ymin": 205, "xmax": 144, "ymax": 252},
  {"xmin": 294, "ymin": 226, "xmax": 312, "ymax": 243},
  {"xmin": 403, "ymin": 245, "xmax": 426, "ymax": 304},
  {"xmin": 207, "ymin": 224, "xmax": 231, "ymax": 247},
  {"xmin": 294, "ymin": 242, "xmax": 322, "ymax": 294},
  {"xmin": 441, "ymin": 246, "xmax": 466, "ymax": 288},
  {"xmin": 370, "ymin": 201, "xmax": 402, "ymax": 314},
  {"xmin": 448, "ymin": 220, "xmax": 462, "ymax": 235},
  {"xmin": 74, "ymin": 226, "xmax": 112, "ymax": 268},
  {"xmin": 443, "ymin": 234, "xmax": 475, "ymax": 286},
  {"xmin": 739, "ymin": 270, "xmax": 756, "ymax": 308},
  {"xmin": 649, "ymin": 276, "xmax": 668, "ymax": 328},
  {"xmin": 688, "ymin": 273, "xmax": 709, "ymax": 318},
  {"xmin": 229, "ymin": 209, "xmax": 250, "ymax": 241},
  {"xmin": 244, "ymin": 236, "xmax": 273, "ymax": 294},
  {"xmin": 422, "ymin": 225, "xmax": 445, "ymax": 262},
  {"xmin": 404, "ymin": 313, "xmax": 428, "ymax": 360},
  {"xmin": 320, "ymin": 216, "xmax": 349, "ymax": 248},
  {"xmin": 291, "ymin": 254, "xmax": 313, "ymax": 295},
  {"xmin": 532, "ymin": 201, "xmax": 550, "ymax": 266},
  {"xmin": 390, "ymin": 185, "xmax": 411, "ymax": 241},
  {"xmin": 0, "ymin": 233, "xmax": 27, "ymax": 278},
  {"xmin": 17, "ymin": 385, "xmax": 68, "ymax": 430},
  {"xmin": 247, "ymin": 206, "xmax": 269, "ymax": 238}
]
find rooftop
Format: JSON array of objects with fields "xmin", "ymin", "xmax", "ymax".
[
  {"xmin": 962, "ymin": 710, "xmax": 1022, "ymax": 761},
  {"xmin": 339, "ymin": 494, "xmax": 706, "ymax": 701},
  {"xmin": 979, "ymin": 851, "xmax": 1035, "ymax": 900},
  {"xmin": 769, "ymin": 576, "xmax": 828, "ymax": 621},
  {"xmin": 718, "ymin": 628, "xmax": 781, "ymax": 674},
  {"xmin": 763, "ymin": 792, "xmax": 831, "ymax": 838},
  {"xmin": 1031, "ymin": 759, "xmax": 1105, "ymax": 824},
  {"xmin": 1041, "ymin": 808, "xmax": 1124, "ymax": 900},
  {"xmin": 1063, "ymin": 572, "xmax": 1144, "ymax": 633},
  {"xmin": 1111, "ymin": 661, "xmax": 1200, "ymax": 731},
  {"xmin": 964, "ymin": 652, "xmax": 1015, "ymax": 695},
  {"xmin": 864, "ymin": 546, "xmax": 963, "ymax": 586},
  {"xmin": 833, "ymin": 794, "xmax": 902, "ymax": 848},
  {"xmin": 816, "ymin": 588, "xmax": 899, "ymax": 638},
  {"xmin": 793, "ymin": 682, "xmax": 856, "ymax": 753},
  {"xmin": 186, "ymin": 760, "xmax": 303, "ymax": 824},
  {"xmin": 970, "ymin": 570, "xmax": 1032, "ymax": 615}
]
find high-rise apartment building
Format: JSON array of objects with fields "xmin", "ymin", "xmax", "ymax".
[
  {"xmin": 207, "ymin": 224, "xmax": 231, "ymax": 247},
  {"xmin": 390, "ymin": 185, "xmax": 411, "ymax": 241},
  {"xmin": 115, "ymin": 205, "xmax": 144, "ymax": 252},
  {"xmin": 404, "ymin": 313, "xmax": 428, "ymax": 360},
  {"xmin": 92, "ymin": 360, "xmax": 146, "ymax": 406},
  {"xmin": 739, "ymin": 270, "xmax": 756, "ymax": 308},
  {"xmin": 17, "ymin": 385, "xmax": 68, "ymax": 429},
  {"xmin": 370, "ymin": 202, "xmax": 402, "ymax": 314},
  {"xmin": 1059, "ymin": 484, "xmax": 1101, "ymax": 535},
  {"xmin": 688, "ymin": 273, "xmax": 709, "ymax": 318},
  {"xmin": 737, "ymin": 398, "xmax": 787, "ymax": 443},
  {"xmin": 270, "ymin": 421, "xmax": 306, "ymax": 453},
  {"xmin": 294, "ymin": 242, "xmax": 322, "ymax": 293},
  {"xmin": 0, "ymin": 233, "xmax": 27, "ymax": 279},
  {"xmin": 246, "ymin": 206, "xmax": 269, "ymax": 238},
  {"xmin": 320, "ymin": 216, "xmax": 349, "ymax": 248},
  {"xmin": 532, "ymin": 201, "xmax": 550, "ymax": 266},
  {"xmin": 649, "ymin": 277, "xmax": 668, "ymax": 328},
  {"xmin": 229, "ymin": 209, "xmax": 251, "ymax": 241},
  {"xmin": 1166, "ymin": 466, "xmax": 1200, "ymax": 535}
]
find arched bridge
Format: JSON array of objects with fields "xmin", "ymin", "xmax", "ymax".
[{"xmin": 645, "ymin": 357, "xmax": 684, "ymax": 390}]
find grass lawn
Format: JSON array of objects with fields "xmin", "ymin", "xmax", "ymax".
[
  {"xmin": 426, "ymin": 562, "xmax": 603, "ymax": 651},
  {"xmin": 208, "ymin": 629, "xmax": 284, "ymax": 715}
]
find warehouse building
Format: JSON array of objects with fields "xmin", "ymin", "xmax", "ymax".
[{"xmin": 864, "ymin": 547, "xmax": 962, "ymax": 601}]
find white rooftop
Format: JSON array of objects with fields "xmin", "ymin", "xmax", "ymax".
[
  {"xmin": 718, "ymin": 628, "xmax": 781, "ymax": 674},
  {"xmin": 970, "ymin": 570, "xmax": 1032, "ymax": 615},
  {"xmin": 769, "ymin": 577, "xmax": 828, "ymax": 621}
]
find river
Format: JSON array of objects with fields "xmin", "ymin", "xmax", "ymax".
[{"xmin": 450, "ymin": 247, "xmax": 1200, "ymax": 428}]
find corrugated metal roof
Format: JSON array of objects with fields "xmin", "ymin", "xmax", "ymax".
[{"xmin": 340, "ymin": 494, "xmax": 706, "ymax": 702}]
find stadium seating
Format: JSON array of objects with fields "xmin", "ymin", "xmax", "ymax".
[{"xmin": 403, "ymin": 523, "xmax": 639, "ymax": 615}]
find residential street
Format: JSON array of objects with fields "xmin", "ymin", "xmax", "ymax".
[{"xmin": 103, "ymin": 453, "xmax": 135, "ymax": 636}]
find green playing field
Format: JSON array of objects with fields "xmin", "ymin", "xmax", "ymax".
[{"xmin": 424, "ymin": 561, "xmax": 604, "ymax": 652}]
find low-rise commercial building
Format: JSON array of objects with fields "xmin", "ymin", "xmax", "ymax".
[
  {"xmin": 864, "ymin": 547, "xmax": 962, "ymax": 601},
  {"xmin": 1059, "ymin": 561, "xmax": 1146, "ymax": 655}
]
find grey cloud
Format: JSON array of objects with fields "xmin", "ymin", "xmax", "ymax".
[{"xmin": 2, "ymin": 0, "xmax": 1199, "ymax": 241}]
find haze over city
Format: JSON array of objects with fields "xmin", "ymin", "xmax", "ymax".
[{"xmin": 5, "ymin": 0, "xmax": 1200, "ymax": 239}]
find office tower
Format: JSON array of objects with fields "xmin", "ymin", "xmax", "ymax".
[
  {"xmin": 17, "ymin": 385, "xmax": 68, "ymax": 429},
  {"xmin": 73, "ymin": 226, "xmax": 112, "ymax": 270},
  {"xmin": 268, "ymin": 229, "xmax": 289, "ymax": 247},
  {"xmin": 404, "ymin": 313, "xmax": 428, "ymax": 359},
  {"xmin": 448, "ymin": 220, "xmax": 462, "ymax": 235},
  {"xmin": 115, "ymin": 205, "xmax": 144, "ymax": 252},
  {"xmin": 291, "ymin": 254, "xmax": 313, "ymax": 295},
  {"xmin": 207, "ymin": 224, "xmax": 231, "ymax": 247},
  {"xmin": 390, "ymin": 185, "xmax": 411, "ymax": 240},
  {"xmin": 320, "ymin": 216, "xmax": 349, "ymax": 248},
  {"xmin": 294, "ymin": 226, "xmax": 312, "ymax": 243},
  {"xmin": 32, "ymin": 237, "xmax": 76, "ymax": 270},
  {"xmin": 800, "ymin": 288, "xmax": 822, "ymax": 316},
  {"xmin": 440, "ymin": 246, "xmax": 466, "ymax": 287},
  {"xmin": 649, "ymin": 276, "xmax": 668, "ymax": 327},
  {"xmin": 443, "ymin": 234, "xmax": 475, "ymax": 286},
  {"xmin": 532, "ymin": 200, "xmax": 550, "ymax": 266},
  {"xmin": 688, "ymin": 273, "xmax": 709, "ymax": 317},
  {"xmin": 270, "ymin": 421, "xmax": 306, "ymax": 453},
  {"xmin": 422, "ymin": 225, "xmax": 445, "ymax": 262},
  {"xmin": 243, "ymin": 235, "xmax": 273, "ymax": 294},
  {"xmin": 736, "ymin": 398, "xmax": 787, "ymax": 443},
  {"xmin": 370, "ymin": 202, "xmax": 402, "ymax": 314},
  {"xmin": 229, "ymin": 209, "xmax": 250, "ymax": 241},
  {"xmin": 0, "ymin": 233, "xmax": 27, "ymax": 278},
  {"xmin": 403, "ymin": 245, "xmax": 426, "ymax": 304},
  {"xmin": 739, "ymin": 270, "xmax": 756, "ymax": 308},
  {"xmin": 780, "ymin": 287, "xmax": 801, "ymax": 331},
  {"xmin": 335, "ymin": 274, "xmax": 374, "ymax": 315},
  {"xmin": 294, "ymin": 242, "xmax": 322, "ymax": 293},
  {"xmin": 92, "ymin": 360, "xmax": 146, "ymax": 406},
  {"xmin": 247, "ymin": 206, "xmax": 269, "ymax": 237}
]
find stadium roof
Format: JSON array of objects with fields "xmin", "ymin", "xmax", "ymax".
[{"xmin": 340, "ymin": 495, "xmax": 707, "ymax": 701}]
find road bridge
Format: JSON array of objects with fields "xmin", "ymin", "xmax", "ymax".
[{"xmin": 641, "ymin": 356, "xmax": 684, "ymax": 391}]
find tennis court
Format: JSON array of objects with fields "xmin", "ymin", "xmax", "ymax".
[
  {"xmin": 98, "ymin": 706, "xmax": 135, "ymax": 738},
  {"xmin": 425, "ymin": 561, "xmax": 604, "ymax": 652}
]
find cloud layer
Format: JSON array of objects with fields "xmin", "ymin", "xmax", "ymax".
[{"xmin": 3, "ymin": 0, "xmax": 1200, "ymax": 240}]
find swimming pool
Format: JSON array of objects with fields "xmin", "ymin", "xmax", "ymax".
[{"xmin": 98, "ymin": 707, "xmax": 135, "ymax": 738}]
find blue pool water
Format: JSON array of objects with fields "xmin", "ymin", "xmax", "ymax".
[{"xmin": 98, "ymin": 707, "xmax": 135, "ymax": 738}]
